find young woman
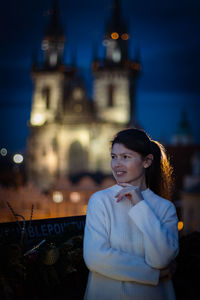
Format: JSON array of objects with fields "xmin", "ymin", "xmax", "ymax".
[{"xmin": 83, "ymin": 128, "xmax": 179, "ymax": 300}]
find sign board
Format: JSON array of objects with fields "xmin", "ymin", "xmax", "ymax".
[{"xmin": 0, "ymin": 215, "xmax": 86, "ymax": 244}]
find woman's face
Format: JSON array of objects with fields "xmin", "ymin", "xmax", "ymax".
[{"xmin": 111, "ymin": 143, "xmax": 147, "ymax": 189}]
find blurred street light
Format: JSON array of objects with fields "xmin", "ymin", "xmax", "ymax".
[
  {"xmin": 0, "ymin": 148, "xmax": 7, "ymax": 156},
  {"xmin": 52, "ymin": 191, "xmax": 63, "ymax": 203},
  {"xmin": 13, "ymin": 154, "xmax": 23, "ymax": 164},
  {"xmin": 178, "ymin": 221, "xmax": 184, "ymax": 231},
  {"xmin": 70, "ymin": 192, "xmax": 81, "ymax": 203}
]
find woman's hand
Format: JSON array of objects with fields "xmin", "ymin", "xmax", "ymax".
[
  {"xmin": 159, "ymin": 267, "xmax": 171, "ymax": 279},
  {"xmin": 115, "ymin": 183, "xmax": 143, "ymax": 206},
  {"xmin": 159, "ymin": 260, "xmax": 176, "ymax": 279}
]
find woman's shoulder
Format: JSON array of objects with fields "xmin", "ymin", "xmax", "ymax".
[{"xmin": 144, "ymin": 189, "xmax": 176, "ymax": 212}]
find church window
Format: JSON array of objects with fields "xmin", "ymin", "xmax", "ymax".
[
  {"xmin": 50, "ymin": 52, "xmax": 57, "ymax": 66},
  {"xmin": 42, "ymin": 87, "xmax": 50, "ymax": 109},
  {"xmin": 42, "ymin": 40, "xmax": 49, "ymax": 51},
  {"xmin": 68, "ymin": 141, "xmax": 88, "ymax": 175},
  {"xmin": 42, "ymin": 148, "xmax": 47, "ymax": 156},
  {"xmin": 112, "ymin": 48, "xmax": 121, "ymax": 62},
  {"xmin": 74, "ymin": 104, "xmax": 82, "ymax": 113},
  {"xmin": 52, "ymin": 137, "xmax": 58, "ymax": 152},
  {"xmin": 73, "ymin": 88, "xmax": 84, "ymax": 100},
  {"xmin": 108, "ymin": 84, "xmax": 114, "ymax": 107}
]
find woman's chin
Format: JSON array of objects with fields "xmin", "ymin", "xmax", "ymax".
[{"xmin": 115, "ymin": 179, "xmax": 127, "ymax": 185}]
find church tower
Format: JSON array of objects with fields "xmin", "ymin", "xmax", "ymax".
[
  {"xmin": 42, "ymin": 0, "xmax": 65, "ymax": 69},
  {"xmin": 30, "ymin": 0, "xmax": 65, "ymax": 127},
  {"xmin": 27, "ymin": 1, "xmax": 94, "ymax": 189},
  {"xmin": 171, "ymin": 111, "xmax": 194, "ymax": 145},
  {"xmin": 92, "ymin": 0, "xmax": 140, "ymax": 125},
  {"xmin": 26, "ymin": 0, "xmax": 141, "ymax": 190}
]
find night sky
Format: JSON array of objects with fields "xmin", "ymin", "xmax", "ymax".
[{"xmin": 0, "ymin": 0, "xmax": 200, "ymax": 154}]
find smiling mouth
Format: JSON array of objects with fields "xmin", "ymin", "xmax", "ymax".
[{"xmin": 115, "ymin": 171, "xmax": 126, "ymax": 176}]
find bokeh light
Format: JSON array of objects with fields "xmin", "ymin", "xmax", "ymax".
[
  {"xmin": 121, "ymin": 33, "xmax": 129, "ymax": 40},
  {"xmin": 111, "ymin": 32, "xmax": 119, "ymax": 40},
  {"xmin": 31, "ymin": 113, "xmax": 45, "ymax": 126},
  {"xmin": 178, "ymin": 221, "xmax": 184, "ymax": 231},
  {"xmin": 0, "ymin": 148, "xmax": 7, "ymax": 156},
  {"xmin": 52, "ymin": 191, "xmax": 63, "ymax": 203},
  {"xmin": 13, "ymin": 154, "xmax": 23, "ymax": 164},
  {"xmin": 70, "ymin": 192, "xmax": 81, "ymax": 203}
]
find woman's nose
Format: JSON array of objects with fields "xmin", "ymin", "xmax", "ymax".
[{"xmin": 115, "ymin": 158, "xmax": 122, "ymax": 167}]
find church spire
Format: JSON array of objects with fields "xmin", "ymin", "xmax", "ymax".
[
  {"xmin": 171, "ymin": 110, "xmax": 194, "ymax": 145},
  {"xmin": 44, "ymin": 0, "xmax": 64, "ymax": 39},
  {"xmin": 112, "ymin": 0, "xmax": 121, "ymax": 29},
  {"xmin": 42, "ymin": 0, "xmax": 65, "ymax": 69},
  {"xmin": 103, "ymin": 0, "xmax": 129, "ymax": 64}
]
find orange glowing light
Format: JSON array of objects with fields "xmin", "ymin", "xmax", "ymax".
[
  {"xmin": 70, "ymin": 192, "xmax": 81, "ymax": 203},
  {"xmin": 121, "ymin": 33, "xmax": 129, "ymax": 40},
  {"xmin": 131, "ymin": 62, "xmax": 140, "ymax": 71},
  {"xmin": 111, "ymin": 32, "xmax": 119, "ymax": 40},
  {"xmin": 92, "ymin": 61, "xmax": 99, "ymax": 71},
  {"xmin": 178, "ymin": 221, "xmax": 184, "ymax": 231}
]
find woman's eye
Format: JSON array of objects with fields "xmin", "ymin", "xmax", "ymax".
[{"xmin": 111, "ymin": 155, "xmax": 115, "ymax": 159}]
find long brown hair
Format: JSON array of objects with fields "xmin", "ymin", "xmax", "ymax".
[{"xmin": 111, "ymin": 128, "xmax": 174, "ymax": 200}]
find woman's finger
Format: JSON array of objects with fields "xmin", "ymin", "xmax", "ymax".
[
  {"xmin": 115, "ymin": 190, "xmax": 133, "ymax": 202},
  {"xmin": 115, "ymin": 188, "xmax": 129, "ymax": 199}
]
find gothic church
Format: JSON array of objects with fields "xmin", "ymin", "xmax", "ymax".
[{"xmin": 27, "ymin": 0, "xmax": 140, "ymax": 189}]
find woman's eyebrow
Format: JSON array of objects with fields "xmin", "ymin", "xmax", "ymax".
[{"xmin": 111, "ymin": 152, "xmax": 133, "ymax": 155}]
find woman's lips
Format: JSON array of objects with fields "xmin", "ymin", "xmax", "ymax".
[{"xmin": 115, "ymin": 171, "xmax": 126, "ymax": 176}]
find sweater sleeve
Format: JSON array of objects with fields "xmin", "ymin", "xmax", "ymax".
[
  {"xmin": 83, "ymin": 193, "xmax": 160, "ymax": 286},
  {"xmin": 128, "ymin": 198, "xmax": 179, "ymax": 269}
]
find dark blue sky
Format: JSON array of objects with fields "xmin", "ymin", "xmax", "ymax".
[{"xmin": 0, "ymin": 0, "xmax": 200, "ymax": 154}]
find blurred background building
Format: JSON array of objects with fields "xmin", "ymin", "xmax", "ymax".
[
  {"xmin": 0, "ymin": 0, "xmax": 200, "ymax": 234},
  {"xmin": 26, "ymin": 0, "xmax": 140, "ymax": 190}
]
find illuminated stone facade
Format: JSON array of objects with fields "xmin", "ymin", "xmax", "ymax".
[
  {"xmin": 27, "ymin": 0, "xmax": 140, "ymax": 189},
  {"xmin": 0, "ymin": 176, "xmax": 116, "ymax": 222}
]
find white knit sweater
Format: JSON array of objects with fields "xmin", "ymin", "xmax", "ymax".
[{"xmin": 83, "ymin": 184, "xmax": 179, "ymax": 300}]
